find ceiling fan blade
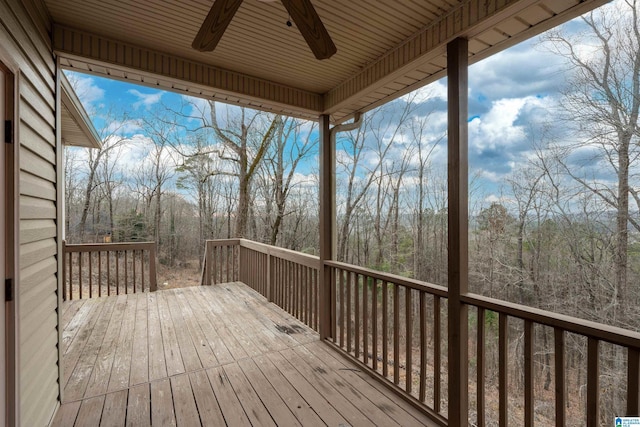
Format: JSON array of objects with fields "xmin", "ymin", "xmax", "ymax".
[
  {"xmin": 192, "ymin": 0, "xmax": 244, "ymax": 52},
  {"xmin": 280, "ymin": 0, "xmax": 337, "ymax": 60}
]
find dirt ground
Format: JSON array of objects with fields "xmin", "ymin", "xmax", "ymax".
[{"xmin": 156, "ymin": 261, "xmax": 202, "ymax": 290}]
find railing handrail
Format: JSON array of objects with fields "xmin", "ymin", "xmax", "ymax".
[
  {"xmin": 463, "ymin": 292, "xmax": 640, "ymax": 349},
  {"xmin": 63, "ymin": 241, "xmax": 156, "ymax": 253},
  {"xmin": 325, "ymin": 259, "xmax": 449, "ymax": 298},
  {"xmin": 206, "ymin": 238, "xmax": 241, "ymax": 247},
  {"xmin": 205, "ymin": 239, "xmax": 320, "ymax": 268},
  {"xmin": 238, "ymin": 239, "xmax": 319, "ymax": 268}
]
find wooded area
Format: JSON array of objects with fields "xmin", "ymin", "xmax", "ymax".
[{"xmin": 63, "ymin": 2, "xmax": 640, "ymax": 423}]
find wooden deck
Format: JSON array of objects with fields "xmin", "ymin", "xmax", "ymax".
[{"xmin": 52, "ymin": 282, "xmax": 437, "ymax": 426}]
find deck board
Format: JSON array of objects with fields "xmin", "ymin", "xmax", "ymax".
[
  {"xmin": 100, "ymin": 390, "xmax": 128, "ymax": 427},
  {"xmin": 54, "ymin": 282, "xmax": 438, "ymax": 426},
  {"xmin": 129, "ymin": 293, "xmax": 150, "ymax": 386}
]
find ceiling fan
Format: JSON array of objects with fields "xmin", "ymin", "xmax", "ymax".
[{"xmin": 192, "ymin": 0, "xmax": 337, "ymax": 60}]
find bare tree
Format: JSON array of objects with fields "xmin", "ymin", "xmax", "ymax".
[
  {"xmin": 336, "ymin": 100, "xmax": 416, "ymax": 262},
  {"xmin": 141, "ymin": 112, "xmax": 178, "ymax": 245},
  {"xmin": 261, "ymin": 118, "xmax": 316, "ymax": 245},
  {"xmin": 543, "ymin": 0, "xmax": 640, "ymax": 302},
  {"xmin": 77, "ymin": 110, "xmax": 133, "ymax": 241},
  {"xmin": 207, "ymin": 102, "xmax": 280, "ymax": 237}
]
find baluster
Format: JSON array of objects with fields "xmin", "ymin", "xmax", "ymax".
[
  {"xmin": 419, "ymin": 291, "xmax": 426, "ymax": 402},
  {"xmin": 587, "ymin": 338, "xmax": 599, "ymax": 426},
  {"xmin": 393, "ymin": 282, "xmax": 400, "ymax": 385},
  {"xmin": 346, "ymin": 270, "xmax": 352, "ymax": 353},
  {"xmin": 628, "ymin": 347, "xmax": 640, "ymax": 416},
  {"xmin": 406, "ymin": 286, "xmax": 412, "ymax": 394},
  {"xmin": 555, "ymin": 329, "xmax": 565, "ymax": 426},
  {"xmin": 107, "ymin": 249, "xmax": 111, "ymax": 296},
  {"xmin": 477, "ymin": 307, "xmax": 486, "ymax": 426},
  {"xmin": 98, "ymin": 251, "xmax": 102, "ymax": 297},
  {"xmin": 124, "ymin": 250, "xmax": 128, "ymax": 294},
  {"xmin": 363, "ymin": 274, "xmax": 368, "ymax": 365},
  {"xmin": 115, "ymin": 250, "xmax": 120, "ymax": 295},
  {"xmin": 88, "ymin": 252, "xmax": 93, "ymax": 298},
  {"xmin": 524, "ymin": 320, "xmax": 533, "ymax": 427},
  {"xmin": 133, "ymin": 250, "xmax": 137, "ymax": 293},
  {"xmin": 339, "ymin": 269, "xmax": 345, "ymax": 348},
  {"xmin": 434, "ymin": 296, "xmax": 441, "ymax": 412},
  {"xmin": 79, "ymin": 252, "xmax": 83, "ymax": 299},
  {"xmin": 68, "ymin": 252, "xmax": 73, "ymax": 300},
  {"xmin": 355, "ymin": 273, "xmax": 360, "ymax": 359},
  {"xmin": 382, "ymin": 281, "xmax": 388, "ymax": 378},
  {"xmin": 499, "ymin": 313, "xmax": 508, "ymax": 426},
  {"xmin": 372, "ymin": 279, "xmax": 378, "ymax": 372}
]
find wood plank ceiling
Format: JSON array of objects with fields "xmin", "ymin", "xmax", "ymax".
[{"xmin": 39, "ymin": 0, "xmax": 608, "ymax": 123}]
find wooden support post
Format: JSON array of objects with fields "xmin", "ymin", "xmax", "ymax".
[
  {"xmin": 149, "ymin": 243, "xmax": 157, "ymax": 292},
  {"xmin": 628, "ymin": 347, "xmax": 640, "ymax": 415},
  {"xmin": 586, "ymin": 338, "xmax": 599, "ymax": 426},
  {"xmin": 62, "ymin": 241, "xmax": 67, "ymax": 301},
  {"xmin": 267, "ymin": 253, "xmax": 274, "ymax": 302},
  {"xmin": 447, "ymin": 36, "xmax": 469, "ymax": 427},
  {"xmin": 206, "ymin": 241, "xmax": 213, "ymax": 286},
  {"xmin": 319, "ymin": 114, "xmax": 335, "ymax": 340}
]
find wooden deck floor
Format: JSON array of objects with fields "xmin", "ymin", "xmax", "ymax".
[{"xmin": 52, "ymin": 282, "xmax": 437, "ymax": 426}]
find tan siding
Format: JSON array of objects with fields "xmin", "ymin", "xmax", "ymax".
[
  {"xmin": 0, "ymin": 0, "xmax": 59, "ymax": 425},
  {"xmin": 21, "ymin": 276, "xmax": 57, "ymax": 318},
  {"xmin": 21, "ymin": 336, "xmax": 58, "ymax": 427},
  {"xmin": 20, "ymin": 239, "xmax": 57, "ymax": 270},
  {"xmin": 20, "ymin": 299, "xmax": 57, "ymax": 350},
  {"xmin": 20, "ymin": 148, "xmax": 56, "ymax": 182},
  {"xmin": 20, "ymin": 172, "xmax": 56, "ymax": 201},
  {"xmin": 20, "ymin": 195, "xmax": 56, "ymax": 220},
  {"xmin": 20, "ymin": 219, "xmax": 57, "ymax": 244},
  {"xmin": 21, "ymin": 77, "xmax": 55, "ymax": 122},
  {"xmin": 20, "ymin": 122, "xmax": 56, "ymax": 164},
  {"xmin": 20, "ymin": 101, "xmax": 56, "ymax": 144}
]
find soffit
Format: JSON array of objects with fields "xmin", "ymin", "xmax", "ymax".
[
  {"xmin": 61, "ymin": 72, "xmax": 101, "ymax": 149},
  {"xmin": 42, "ymin": 0, "xmax": 609, "ymax": 123}
]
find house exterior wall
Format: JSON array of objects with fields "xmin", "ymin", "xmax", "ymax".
[{"xmin": 0, "ymin": 1, "xmax": 60, "ymax": 425}]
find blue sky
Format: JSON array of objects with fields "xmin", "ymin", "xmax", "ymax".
[{"xmin": 65, "ymin": 0, "xmax": 630, "ymax": 211}]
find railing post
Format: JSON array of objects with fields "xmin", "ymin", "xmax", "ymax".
[
  {"xmin": 206, "ymin": 240, "xmax": 213, "ymax": 286},
  {"xmin": 149, "ymin": 243, "xmax": 157, "ymax": 292},
  {"xmin": 447, "ymin": 37, "xmax": 469, "ymax": 426},
  {"xmin": 267, "ymin": 252, "xmax": 274, "ymax": 302},
  {"xmin": 629, "ymin": 347, "xmax": 640, "ymax": 415},
  {"xmin": 587, "ymin": 338, "xmax": 599, "ymax": 425},
  {"xmin": 62, "ymin": 240, "xmax": 67, "ymax": 301},
  {"xmin": 319, "ymin": 113, "xmax": 335, "ymax": 340}
]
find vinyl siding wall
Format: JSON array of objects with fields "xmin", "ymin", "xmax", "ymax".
[{"xmin": 0, "ymin": 1, "xmax": 60, "ymax": 426}]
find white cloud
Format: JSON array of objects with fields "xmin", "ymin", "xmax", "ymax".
[
  {"xmin": 469, "ymin": 96, "xmax": 549, "ymax": 152},
  {"xmin": 128, "ymin": 89, "xmax": 163, "ymax": 110},
  {"xmin": 105, "ymin": 119, "xmax": 143, "ymax": 135},
  {"xmin": 403, "ymin": 81, "xmax": 447, "ymax": 103},
  {"xmin": 63, "ymin": 71, "xmax": 104, "ymax": 111}
]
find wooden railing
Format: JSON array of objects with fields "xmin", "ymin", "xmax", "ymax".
[
  {"xmin": 202, "ymin": 239, "xmax": 320, "ymax": 331},
  {"xmin": 62, "ymin": 241, "xmax": 157, "ymax": 301},
  {"xmin": 202, "ymin": 239, "xmax": 239, "ymax": 285},
  {"xmin": 462, "ymin": 293, "xmax": 640, "ymax": 426},
  {"xmin": 325, "ymin": 260, "xmax": 448, "ymax": 424},
  {"xmin": 203, "ymin": 239, "xmax": 640, "ymax": 425}
]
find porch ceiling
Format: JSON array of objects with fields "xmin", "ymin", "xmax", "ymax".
[{"xmin": 41, "ymin": 0, "xmax": 607, "ymax": 123}]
